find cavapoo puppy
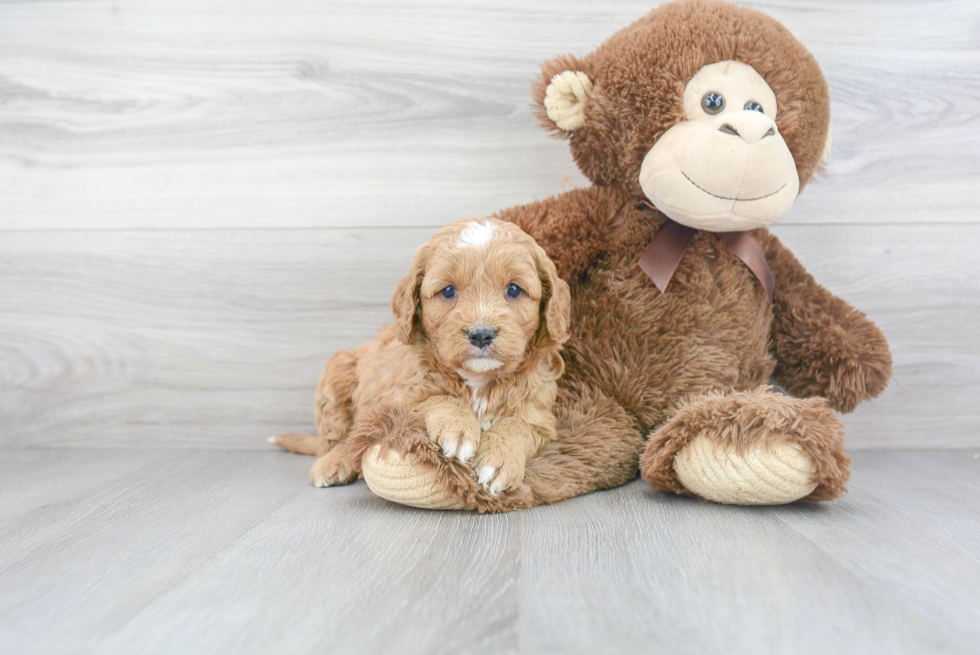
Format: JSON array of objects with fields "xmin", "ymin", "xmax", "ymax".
[{"xmin": 272, "ymin": 218, "xmax": 571, "ymax": 495}]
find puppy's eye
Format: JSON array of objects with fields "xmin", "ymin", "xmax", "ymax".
[
  {"xmin": 440, "ymin": 285, "xmax": 456, "ymax": 300},
  {"xmin": 506, "ymin": 283, "xmax": 523, "ymax": 299},
  {"xmin": 702, "ymin": 92, "xmax": 725, "ymax": 115},
  {"xmin": 744, "ymin": 100, "xmax": 764, "ymax": 113}
]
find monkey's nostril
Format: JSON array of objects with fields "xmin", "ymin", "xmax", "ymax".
[
  {"xmin": 466, "ymin": 327, "xmax": 497, "ymax": 348},
  {"xmin": 718, "ymin": 123, "xmax": 740, "ymax": 137},
  {"xmin": 763, "ymin": 127, "xmax": 776, "ymax": 138}
]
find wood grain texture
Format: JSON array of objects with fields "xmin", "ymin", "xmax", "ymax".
[
  {"xmin": 1, "ymin": 0, "xmax": 978, "ymax": 230},
  {"xmin": 1, "ymin": 0, "xmax": 978, "ymax": 448},
  {"xmin": 0, "ymin": 226, "xmax": 429, "ymax": 447},
  {"xmin": 0, "ymin": 448, "xmax": 977, "ymax": 654},
  {"xmin": 2, "ymin": 224, "xmax": 977, "ymax": 449}
]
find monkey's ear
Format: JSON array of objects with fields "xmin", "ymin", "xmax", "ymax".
[
  {"xmin": 532, "ymin": 54, "xmax": 593, "ymax": 134},
  {"xmin": 392, "ymin": 242, "xmax": 430, "ymax": 345},
  {"xmin": 820, "ymin": 130, "xmax": 833, "ymax": 165}
]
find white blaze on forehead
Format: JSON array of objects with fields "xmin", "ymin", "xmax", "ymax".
[{"xmin": 456, "ymin": 221, "xmax": 496, "ymax": 248}]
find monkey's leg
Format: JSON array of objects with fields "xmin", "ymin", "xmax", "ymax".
[
  {"xmin": 640, "ymin": 386, "xmax": 850, "ymax": 504},
  {"xmin": 360, "ymin": 383, "xmax": 643, "ymax": 512},
  {"xmin": 521, "ymin": 383, "xmax": 644, "ymax": 506}
]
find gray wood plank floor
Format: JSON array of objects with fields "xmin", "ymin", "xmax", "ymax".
[{"xmin": 0, "ymin": 448, "xmax": 977, "ymax": 655}]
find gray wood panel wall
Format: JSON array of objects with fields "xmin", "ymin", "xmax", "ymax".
[{"xmin": 2, "ymin": 0, "xmax": 978, "ymax": 449}]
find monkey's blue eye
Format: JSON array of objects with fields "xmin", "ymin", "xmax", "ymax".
[
  {"xmin": 440, "ymin": 286, "xmax": 456, "ymax": 299},
  {"xmin": 506, "ymin": 283, "xmax": 523, "ymax": 299},
  {"xmin": 702, "ymin": 92, "xmax": 725, "ymax": 115},
  {"xmin": 744, "ymin": 101, "xmax": 764, "ymax": 113}
]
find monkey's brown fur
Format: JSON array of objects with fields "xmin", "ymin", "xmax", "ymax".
[
  {"xmin": 360, "ymin": 0, "xmax": 892, "ymax": 511},
  {"xmin": 274, "ymin": 218, "xmax": 571, "ymax": 495}
]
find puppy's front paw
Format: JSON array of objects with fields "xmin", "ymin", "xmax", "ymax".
[
  {"xmin": 425, "ymin": 408, "xmax": 481, "ymax": 463},
  {"xmin": 309, "ymin": 451, "xmax": 359, "ymax": 487},
  {"xmin": 474, "ymin": 444, "xmax": 526, "ymax": 496}
]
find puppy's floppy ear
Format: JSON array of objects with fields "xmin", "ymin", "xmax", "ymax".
[
  {"xmin": 533, "ymin": 244, "xmax": 571, "ymax": 345},
  {"xmin": 392, "ymin": 241, "xmax": 430, "ymax": 345}
]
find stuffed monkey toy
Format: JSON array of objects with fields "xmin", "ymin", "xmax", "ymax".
[{"xmin": 354, "ymin": 0, "xmax": 892, "ymax": 511}]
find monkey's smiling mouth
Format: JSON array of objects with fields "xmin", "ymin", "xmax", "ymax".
[{"xmin": 682, "ymin": 171, "xmax": 786, "ymax": 202}]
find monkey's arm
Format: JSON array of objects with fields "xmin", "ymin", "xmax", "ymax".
[
  {"xmin": 493, "ymin": 186, "xmax": 626, "ymax": 282},
  {"xmin": 759, "ymin": 231, "xmax": 892, "ymax": 413}
]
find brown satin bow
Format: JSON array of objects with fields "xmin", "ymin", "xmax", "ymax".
[{"xmin": 637, "ymin": 206, "xmax": 775, "ymax": 301}]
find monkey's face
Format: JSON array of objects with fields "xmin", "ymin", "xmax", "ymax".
[
  {"xmin": 534, "ymin": 0, "xmax": 833, "ymax": 234},
  {"xmin": 638, "ymin": 61, "xmax": 800, "ymax": 232}
]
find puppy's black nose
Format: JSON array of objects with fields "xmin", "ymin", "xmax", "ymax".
[{"xmin": 466, "ymin": 327, "xmax": 497, "ymax": 348}]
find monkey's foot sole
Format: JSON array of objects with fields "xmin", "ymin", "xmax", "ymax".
[
  {"xmin": 641, "ymin": 386, "xmax": 850, "ymax": 504},
  {"xmin": 672, "ymin": 436, "xmax": 818, "ymax": 505},
  {"xmin": 361, "ymin": 445, "xmax": 469, "ymax": 510}
]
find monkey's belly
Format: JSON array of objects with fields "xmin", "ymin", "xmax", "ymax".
[{"xmin": 562, "ymin": 249, "xmax": 775, "ymax": 429}]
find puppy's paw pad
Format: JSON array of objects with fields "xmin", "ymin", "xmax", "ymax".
[
  {"xmin": 477, "ymin": 465, "xmax": 498, "ymax": 488},
  {"xmin": 475, "ymin": 459, "xmax": 520, "ymax": 495},
  {"xmin": 426, "ymin": 414, "xmax": 480, "ymax": 463},
  {"xmin": 440, "ymin": 440, "xmax": 459, "ymax": 458},
  {"xmin": 489, "ymin": 475, "xmax": 510, "ymax": 496},
  {"xmin": 309, "ymin": 453, "xmax": 356, "ymax": 487},
  {"xmin": 310, "ymin": 469, "xmax": 339, "ymax": 487},
  {"xmin": 456, "ymin": 440, "xmax": 477, "ymax": 463}
]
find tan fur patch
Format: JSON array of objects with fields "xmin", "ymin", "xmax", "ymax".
[{"xmin": 275, "ymin": 218, "xmax": 571, "ymax": 495}]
